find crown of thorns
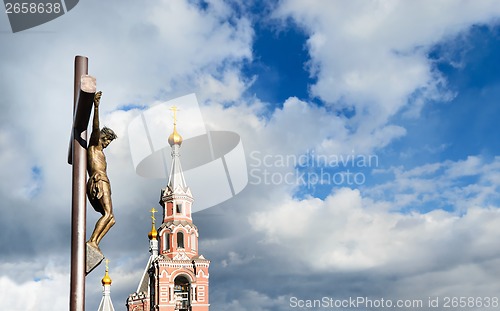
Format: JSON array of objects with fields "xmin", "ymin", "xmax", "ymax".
[{"xmin": 101, "ymin": 127, "xmax": 117, "ymax": 140}]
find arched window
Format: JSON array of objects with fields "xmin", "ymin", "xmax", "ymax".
[
  {"xmin": 177, "ymin": 232, "xmax": 184, "ymax": 248},
  {"xmin": 191, "ymin": 233, "xmax": 196, "ymax": 250},
  {"xmin": 163, "ymin": 233, "xmax": 170, "ymax": 251},
  {"xmin": 174, "ymin": 275, "xmax": 191, "ymax": 310}
]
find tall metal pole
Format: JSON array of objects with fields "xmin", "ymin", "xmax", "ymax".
[{"xmin": 70, "ymin": 56, "xmax": 88, "ymax": 311}]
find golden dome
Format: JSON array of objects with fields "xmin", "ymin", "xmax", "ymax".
[
  {"xmin": 168, "ymin": 126, "xmax": 183, "ymax": 146},
  {"xmin": 148, "ymin": 223, "xmax": 158, "ymax": 240},
  {"xmin": 148, "ymin": 207, "xmax": 158, "ymax": 240},
  {"xmin": 102, "ymin": 269, "xmax": 112, "ymax": 286}
]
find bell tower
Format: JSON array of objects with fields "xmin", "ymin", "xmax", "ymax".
[
  {"xmin": 159, "ymin": 105, "xmax": 196, "ymax": 260},
  {"xmin": 127, "ymin": 106, "xmax": 210, "ymax": 311}
]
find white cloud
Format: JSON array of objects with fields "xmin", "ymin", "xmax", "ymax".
[
  {"xmin": 445, "ymin": 155, "xmax": 482, "ymax": 178},
  {"xmin": 0, "ymin": 128, "xmax": 35, "ymax": 200},
  {"xmin": 251, "ymin": 186, "xmax": 500, "ymax": 276},
  {"xmin": 273, "ymin": 0, "xmax": 500, "ymax": 149},
  {"xmin": 0, "ymin": 263, "xmax": 69, "ymax": 311},
  {"xmin": 1, "ymin": 1, "xmax": 500, "ymax": 310},
  {"xmin": 221, "ymin": 251, "xmax": 256, "ymax": 268},
  {"xmin": 0, "ymin": 0, "xmax": 255, "ymax": 308},
  {"xmin": 196, "ymin": 70, "xmax": 253, "ymax": 103},
  {"xmin": 250, "ymin": 157, "xmax": 500, "ymax": 275},
  {"xmin": 213, "ymin": 290, "xmax": 288, "ymax": 311},
  {"xmin": 368, "ymin": 156, "xmax": 500, "ymax": 211}
]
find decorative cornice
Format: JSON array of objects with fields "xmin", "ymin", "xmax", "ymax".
[
  {"xmin": 172, "ymin": 252, "xmax": 191, "ymax": 261},
  {"xmin": 158, "ymin": 220, "xmax": 198, "ymax": 232}
]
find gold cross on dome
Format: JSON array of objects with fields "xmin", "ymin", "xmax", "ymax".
[
  {"xmin": 105, "ymin": 259, "xmax": 110, "ymax": 271},
  {"xmin": 150, "ymin": 207, "xmax": 157, "ymax": 223},
  {"xmin": 169, "ymin": 105, "xmax": 179, "ymax": 126}
]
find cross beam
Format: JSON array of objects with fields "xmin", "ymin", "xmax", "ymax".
[
  {"xmin": 151, "ymin": 207, "xmax": 157, "ymax": 223},
  {"xmin": 68, "ymin": 56, "xmax": 96, "ymax": 311},
  {"xmin": 169, "ymin": 105, "xmax": 179, "ymax": 126}
]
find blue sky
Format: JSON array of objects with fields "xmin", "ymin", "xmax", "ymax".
[
  {"xmin": 1, "ymin": 1, "xmax": 500, "ymax": 311},
  {"xmin": 244, "ymin": 22, "xmax": 312, "ymax": 105},
  {"xmin": 391, "ymin": 24, "xmax": 500, "ymax": 164},
  {"xmin": 245, "ymin": 12, "xmax": 500, "ymax": 204}
]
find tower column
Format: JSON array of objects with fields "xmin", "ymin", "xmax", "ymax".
[
  {"xmin": 191, "ymin": 284, "xmax": 197, "ymax": 303},
  {"xmin": 169, "ymin": 285, "xmax": 175, "ymax": 303}
]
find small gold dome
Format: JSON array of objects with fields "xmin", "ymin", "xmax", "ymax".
[
  {"xmin": 148, "ymin": 223, "xmax": 158, "ymax": 240},
  {"xmin": 168, "ymin": 127, "xmax": 183, "ymax": 146},
  {"xmin": 102, "ymin": 269, "xmax": 112, "ymax": 286}
]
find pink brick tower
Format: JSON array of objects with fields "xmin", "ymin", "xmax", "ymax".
[{"xmin": 127, "ymin": 106, "xmax": 210, "ymax": 311}]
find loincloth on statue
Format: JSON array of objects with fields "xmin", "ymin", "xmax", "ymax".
[{"xmin": 87, "ymin": 173, "xmax": 111, "ymax": 201}]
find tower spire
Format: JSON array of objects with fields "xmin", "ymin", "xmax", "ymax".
[
  {"xmin": 148, "ymin": 207, "xmax": 159, "ymax": 257},
  {"xmin": 127, "ymin": 99, "xmax": 210, "ymax": 311},
  {"xmin": 168, "ymin": 105, "xmax": 183, "ymax": 146},
  {"xmin": 148, "ymin": 207, "xmax": 158, "ymax": 240},
  {"xmin": 166, "ymin": 105, "xmax": 188, "ymax": 192},
  {"xmin": 97, "ymin": 259, "xmax": 115, "ymax": 311},
  {"xmin": 101, "ymin": 259, "xmax": 112, "ymax": 286}
]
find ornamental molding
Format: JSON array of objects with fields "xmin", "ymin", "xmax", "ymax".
[{"xmin": 173, "ymin": 252, "xmax": 190, "ymax": 261}]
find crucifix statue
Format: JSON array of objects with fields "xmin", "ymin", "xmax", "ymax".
[
  {"xmin": 68, "ymin": 56, "xmax": 119, "ymax": 311},
  {"xmin": 86, "ymin": 91, "xmax": 117, "ymax": 252}
]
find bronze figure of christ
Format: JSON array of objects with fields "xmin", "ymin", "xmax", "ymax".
[{"xmin": 86, "ymin": 91, "xmax": 117, "ymax": 251}]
